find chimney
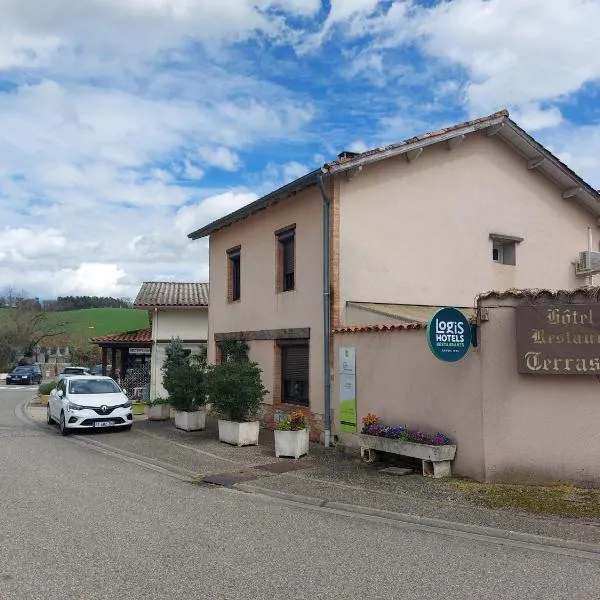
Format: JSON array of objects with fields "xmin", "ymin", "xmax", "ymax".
[{"xmin": 337, "ymin": 150, "xmax": 360, "ymax": 161}]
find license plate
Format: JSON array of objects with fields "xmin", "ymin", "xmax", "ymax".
[{"xmin": 94, "ymin": 421, "xmax": 114, "ymax": 428}]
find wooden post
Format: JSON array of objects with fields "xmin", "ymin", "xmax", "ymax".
[
  {"xmin": 111, "ymin": 348, "xmax": 117, "ymax": 380},
  {"xmin": 120, "ymin": 348, "xmax": 128, "ymax": 385},
  {"xmin": 101, "ymin": 347, "xmax": 108, "ymax": 376}
]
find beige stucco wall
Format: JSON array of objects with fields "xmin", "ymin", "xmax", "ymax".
[
  {"xmin": 338, "ymin": 133, "xmax": 598, "ymax": 321},
  {"xmin": 152, "ymin": 307, "xmax": 208, "ymax": 341},
  {"xmin": 333, "ymin": 330, "xmax": 485, "ymax": 480},
  {"xmin": 150, "ymin": 341, "xmax": 206, "ymax": 399},
  {"xmin": 208, "ymin": 188, "xmax": 324, "ymax": 413},
  {"xmin": 335, "ymin": 299, "xmax": 600, "ymax": 484},
  {"xmin": 247, "ymin": 340, "xmax": 276, "ymax": 405},
  {"xmin": 479, "ymin": 297, "xmax": 600, "ymax": 484},
  {"xmin": 148, "ymin": 308, "xmax": 208, "ymax": 399}
]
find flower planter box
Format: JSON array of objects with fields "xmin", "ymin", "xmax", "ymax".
[
  {"xmin": 175, "ymin": 410, "xmax": 206, "ymax": 432},
  {"xmin": 39, "ymin": 394, "xmax": 50, "ymax": 406},
  {"xmin": 218, "ymin": 419, "xmax": 259, "ymax": 447},
  {"xmin": 274, "ymin": 428, "xmax": 309, "ymax": 459},
  {"xmin": 147, "ymin": 404, "xmax": 170, "ymax": 421},
  {"xmin": 359, "ymin": 433, "xmax": 457, "ymax": 478},
  {"xmin": 131, "ymin": 402, "xmax": 146, "ymax": 416}
]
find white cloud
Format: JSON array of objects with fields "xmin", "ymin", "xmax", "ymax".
[
  {"xmin": 510, "ymin": 103, "xmax": 564, "ymax": 132},
  {"xmin": 0, "ymin": 228, "xmax": 66, "ymax": 261},
  {"xmin": 56, "ymin": 263, "xmax": 127, "ymax": 296},
  {"xmin": 197, "ymin": 147, "xmax": 242, "ymax": 171},
  {"xmin": 282, "ymin": 161, "xmax": 309, "ymax": 181},
  {"xmin": 347, "ymin": 141, "xmax": 370, "ymax": 153},
  {"xmin": 175, "ymin": 191, "xmax": 259, "ymax": 235}
]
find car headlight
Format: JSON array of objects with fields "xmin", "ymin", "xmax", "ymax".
[
  {"xmin": 121, "ymin": 399, "xmax": 132, "ymax": 408},
  {"xmin": 67, "ymin": 402, "xmax": 85, "ymax": 412}
]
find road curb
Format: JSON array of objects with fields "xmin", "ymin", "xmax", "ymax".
[
  {"xmin": 235, "ymin": 483, "xmax": 327, "ymax": 506},
  {"xmin": 234, "ymin": 484, "xmax": 600, "ymax": 557},
  {"xmin": 19, "ymin": 399, "xmax": 600, "ymax": 558}
]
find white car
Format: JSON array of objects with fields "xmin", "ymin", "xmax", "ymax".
[{"xmin": 47, "ymin": 375, "xmax": 133, "ymax": 435}]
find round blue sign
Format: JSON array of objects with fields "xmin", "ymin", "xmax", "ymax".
[{"xmin": 427, "ymin": 307, "xmax": 472, "ymax": 362}]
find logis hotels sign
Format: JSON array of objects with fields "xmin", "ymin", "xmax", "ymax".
[{"xmin": 516, "ymin": 305, "xmax": 600, "ymax": 375}]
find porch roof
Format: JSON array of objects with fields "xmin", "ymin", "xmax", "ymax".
[{"xmin": 90, "ymin": 327, "xmax": 152, "ymax": 348}]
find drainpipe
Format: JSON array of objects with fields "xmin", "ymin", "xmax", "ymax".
[
  {"xmin": 316, "ymin": 171, "xmax": 332, "ymax": 448},
  {"xmin": 151, "ymin": 308, "xmax": 158, "ymax": 399}
]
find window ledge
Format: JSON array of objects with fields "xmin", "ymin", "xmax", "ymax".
[{"xmin": 489, "ymin": 233, "xmax": 524, "ymax": 244}]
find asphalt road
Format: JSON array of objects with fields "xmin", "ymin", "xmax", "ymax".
[{"xmin": 1, "ymin": 387, "xmax": 599, "ymax": 600}]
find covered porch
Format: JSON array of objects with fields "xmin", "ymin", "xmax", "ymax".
[{"xmin": 90, "ymin": 328, "xmax": 152, "ymax": 399}]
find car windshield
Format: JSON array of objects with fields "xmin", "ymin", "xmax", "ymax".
[
  {"xmin": 68, "ymin": 379, "xmax": 121, "ymax": 394},
  {"xmin": 13, "ymin": 367, "xmax": 32, "ymax": 373}
]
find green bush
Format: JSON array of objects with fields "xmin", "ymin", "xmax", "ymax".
[
  {"xmin": 144, "ymin": 397, "xmax": 169, "ymax": 406},
  {"xmin": 162, "ymin": 338, "xmax": 208, "ymax": 412},
  {"xmin": 38, "ymin": 381, "xmax": 57, "ymax": 395},
  {"xmin": 208, "ymin": 358, "xmax": 267, "ymax": 422}
]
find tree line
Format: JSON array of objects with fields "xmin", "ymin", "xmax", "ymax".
[{"xmin": 0, "ymin": 288, "xmax": 132, "ymax": 311}]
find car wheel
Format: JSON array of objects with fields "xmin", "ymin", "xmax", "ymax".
[
  {"xmin": 59, "ymin": 412, "xmax": 69, "ymax": 436},
  {"xmin": 5, "ymin": 381, "xmax": 10, "ymax": 385},
  {"xmin": 46, "ymin": 405, "xmax": 54, "ymax": 425}
]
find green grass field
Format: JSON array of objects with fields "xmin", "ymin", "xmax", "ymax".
[{"xmin": 0, "ymin": 307, "xmax": 149, "ymax": 346}]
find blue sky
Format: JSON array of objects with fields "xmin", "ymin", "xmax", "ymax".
[{"xmin": 1, "ymin": 0, "xmax": 600, "ymax": 299}]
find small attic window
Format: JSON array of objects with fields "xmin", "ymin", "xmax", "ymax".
[{"xmin": 489, "ymin": 233, "xmax": 523, "ymax": 266}]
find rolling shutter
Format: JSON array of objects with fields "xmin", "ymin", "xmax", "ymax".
[{"xmin": 282, "ymin": 345, "xmax": 308, "ymax": 380}]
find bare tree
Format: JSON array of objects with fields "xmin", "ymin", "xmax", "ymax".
[{"xmin": 0, "ymin": 305, "xmax": 67, "ymax": 369}]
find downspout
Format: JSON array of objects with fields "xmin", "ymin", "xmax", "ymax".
[
  {"xmin": 151, "ymin": 308, "xmax": 158, "ymax": 400},
  {"xmin": 316, "ymin": 171, "xmax": 332, "ymax": 448}
]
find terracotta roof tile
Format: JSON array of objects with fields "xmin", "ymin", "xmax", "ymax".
[
  {"xmin": 333, "ymin": 323, "xmax": 425, "ymax": 334},
  {"xmin": 90, "ymin": 328, "xmax": 152, "ymax": 344},
  {"xmin": 477, "ymin": 287, "xmax": 600, "ymax": 303},
  {"xmin": 133, "ymin": 282, "xmax": 209, "ymax": 307}
]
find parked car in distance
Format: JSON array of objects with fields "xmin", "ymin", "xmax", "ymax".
[
  {"xmin": 5, "ymin": 365, "xmax": 43, "ymax": 385},
  {"xmin": 57, "ymin": 366, "xmax": 91, "ymax": 381},
  {"xmin": 89, "ymin": 364, "xmax": 112, "ymax": 376},
  {"xmin": 47, "ymin": 375, "xmax": 133, "ymax": 435}
]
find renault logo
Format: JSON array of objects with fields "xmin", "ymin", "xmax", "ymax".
[{"xmin": 101, "ymin": 405, "xmax": 108, "ymax": 413}]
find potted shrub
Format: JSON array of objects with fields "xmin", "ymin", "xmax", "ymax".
[
  {"xmin": 208, "ymin": 341, "xmax": 267, "ymax": 446},
  {"xmin": 274, "ymin": 410, "xmax": 309, "ymax": 459},
  {"xmin": 38, "ymin": 381, "xmax": 56, "ymax": 406},
  {"xmin": 145, "ymin": 397, "xmax": 170, "ymax": 421},
  {"xmin": 163, "ymin": 339, "xmax": 208, "ymax": 431}
]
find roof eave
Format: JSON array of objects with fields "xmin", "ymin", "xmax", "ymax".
[
  {"xmin": 187, "ymin": 169, "xmax": 320, "ymax": 240},
  {"xmin": 498, "ymin": 119, "xmax": 600, "ymax": 217},
  {"xmin": 323, "ymin": 116, "xmax": 507, "ymax": 176}
]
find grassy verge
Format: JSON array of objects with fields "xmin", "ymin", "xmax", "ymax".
[{"xmin": 453, "ymin": 481, "xmax": 600, "ymax": 519}]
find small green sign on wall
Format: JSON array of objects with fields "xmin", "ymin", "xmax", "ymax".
[{"xmin": 339, "ymin": 347, "xmax": 357, "ymax": 432}]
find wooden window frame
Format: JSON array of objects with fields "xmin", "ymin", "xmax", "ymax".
[
  {"xmin": 276, "ymin": 225, "xmax": 296, "ymax": 293},
  {"xmin": 227, "ymin": 246, "xmax": 241, "ymax": 302}
]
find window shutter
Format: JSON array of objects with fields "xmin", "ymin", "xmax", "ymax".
[
  {"xmin": 282, "ymin": 238, "xmax": 294, "ymax": 276},
  {"xmin": 282, "ymin": 345, "xmax": 308, "ymax": 379}
]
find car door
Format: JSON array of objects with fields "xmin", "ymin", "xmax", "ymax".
[{"xmin": 50, "ymin": 380, "xmax": 64, "ymax": 420}]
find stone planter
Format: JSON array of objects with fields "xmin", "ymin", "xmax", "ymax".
[
  {"xmin": 131, "ymin": 402, "xmax": 146, "ymax": 416},
  {"xmin": 147, "ymin": 404, "xmax": 170, "ymax": 421},
  {"xmin": 359, "ymin": 433, "xmax": 457, "ymax": 478},
  {"xmin": 274, "ymin": 428, "xmax": 309, "ymax": 459},
  {"xmin": 39, "ymin": 394, "xmax": 50, "ymax": 406},
  {"xmin": 218, "ymin": 419, "xmax": 259, "ymax": 447},
  {"xmin": 174, "ymin": 410, "xmax": 206, "ymax": 431}
]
